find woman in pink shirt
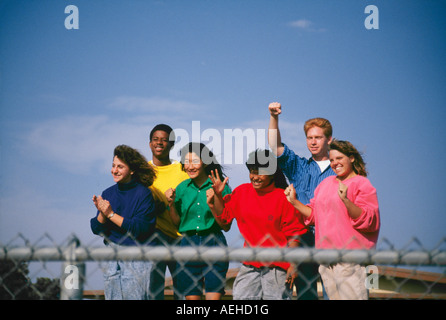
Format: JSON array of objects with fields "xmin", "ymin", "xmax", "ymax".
[{"xmin": 284, "ymin": 139, "xmax": 380, "ymax": 299}]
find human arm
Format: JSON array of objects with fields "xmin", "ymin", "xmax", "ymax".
[
  {"xmin": 92, "ymin": 195, "xmax": 124, "ymax": 227},
  {"xmin": 206, "ymin": 188, "xmax": 231, "ymax": 231},
  {"xmin": 339, "ymin": 178, "xmax": 380, "ymax": 232},
  {"xmin": 165, "ymin": 188, "xmax": 181, "ymax": 227},
  {"xmin": 268, "ymin": 102, "xmax": 285, "ymax": 157},
  {"xmin": 92, "ymin": 195, "xmax": 107, "ymax": 224},
  {"xmin": 148, "ymin": 186, "xmax": 167, "ymax": 216},
  {"xmin": 284, "ymin": 184, "xmax": 313, "ymax": 217},
  {"xmin": 91, "ymin": 195, "xmax": 109, "ymax": 236},
  {"xmin": 207, "ymin": 170, "xmax": 231, "ymax": 231},
  {"xmin": 286, "ymin": 240, "xmax": 299, "ymax": 288},
  {"xmin": 208, "ymin": 170, "xmax": 228, "ymax": 215},
  {"xmin": 338, "ymin": 181, "xmax": 363, "ymax": 219},
  {"xmin": 282, "ymin": 195, "xmax": 308, "ymax": 288}
]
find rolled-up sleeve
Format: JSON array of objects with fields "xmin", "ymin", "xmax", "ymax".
[{"xmin": 350, "ymin": 184, "xmax": 380, "ymax": 233}]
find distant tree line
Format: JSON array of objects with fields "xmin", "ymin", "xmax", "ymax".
[{"xmin": 0, "ymin": 259, "xmax": 59, "ymax": 300}]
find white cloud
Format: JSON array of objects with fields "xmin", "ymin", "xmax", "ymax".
[
  {"xmin": 20, "ymin": 96, "xmax": 208, "ymax": 174},
  {"xmin": 288, "ymin": 19, "xmax": 326, "ymax": 33},
  {"xmin": 23, "ymin": 115, "xmax": 148, "ymax": 174},
  {"xmin": 288, "ymin": 19, "xmax": 313, "ymax": 29}
]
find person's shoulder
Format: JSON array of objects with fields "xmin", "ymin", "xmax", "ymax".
[
  {"xmin": 170, "ymin": 160, "xmax": 182, "ymax": 166},
  {"xmin": 233, "ymin": 183, "xmax": 251, "ymax": 193},
  {"xmin": 166, "ymin": 161, "xmax": 189, "ymax": 177},
  {"xmin": 325, "ymin": 175, "xmax": 337, "ymax": 182},
  {"xmin": 168, "ymin": 160, "xmax": 184, "ymax": 170},
  {"xmin": 102, "ymin": 184, "xmax": 117, "ymax": 195},
  {"xmin": 350, "ymin": 175, "xmax": 375, "ymax": 189},
  {"xmin": 135, "ymin": 182, "xmax": 154, "ymax": 195},
  {"xmin": 317, "ymin": 175, "xmax": 337, "ymax": 187},
  {"xmin": 176, "ymin": 178, "xmax": 191, "ymax": 190},
  {"xmin": 279, "ymin": 143, "xmax": 310, "ymax": 162},
  {"xmin": 236, "ymin": 183, "xmax": 252, "ymax": 189}
]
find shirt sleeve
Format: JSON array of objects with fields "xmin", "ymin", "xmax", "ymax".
[
  {"xmin": 90, "ymin": 211, "xmax": 109, "ymax": 236},
  {"xmin": 219, "ymin": 186, "xmax": 237, "ymax": 225},
  {"xmin": 281, "ymin": 200, "xmax": 308, "ymax": 242},
  {"xmin": 277, "ymin": 143, "xmax": 306, "ymax": 185},
  {"xmin": 349, "ymin": 179, "xmax": 380, "ymax": 233},
  {"xmin": 303, "ymin": 188, "xmax": 318, "ymax": 226},
  {"xmin": 173, "ymin": 181, "xmax": 185, "ymax": 217},
  {"xmin": 120, "ymin": 189, "xmax": 156, "ymax": 238}
]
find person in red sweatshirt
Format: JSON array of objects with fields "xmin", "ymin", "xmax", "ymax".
[{"xmin": 207, "ymin": 149, "xmax": 308, "ymax": 300}]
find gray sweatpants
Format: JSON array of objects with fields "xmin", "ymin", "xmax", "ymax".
[{"xmin": 233, "ymin": 264, "xmax": 292, "ymax": 300}]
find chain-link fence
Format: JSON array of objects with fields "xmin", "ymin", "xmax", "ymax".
[{"xmin": 1, "ymin": 233, "xmax": 445, "ymax": 300}]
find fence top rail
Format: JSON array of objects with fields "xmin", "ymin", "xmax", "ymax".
[{"xmin": 1, "ymin": 246, "xmax": 445, "ymax": 266}]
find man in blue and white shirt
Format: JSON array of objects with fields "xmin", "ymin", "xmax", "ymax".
[{"xmin": 268, "ymin": 102, "xmax": 335, "ymax": 300}]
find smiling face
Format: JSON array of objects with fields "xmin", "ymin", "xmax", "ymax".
[
  {"xmin": 111, "ymin": 156, "xmax": 133, "ymax": 184},
  {"xmin": 183, "ymin": 152, "xmax": 208, "ymax": 182},
  {"xmin": 306, "ymin": 126, "xmax": 332, "ymax": 161},
  {"xmin": 329, "ymin": 149, "xmax": 356, "ymax": 181},
  {"xmin": 249, "ymin": 169, "xmax": 274, "ymax": 190},
  {"xmin": 149, "ymin": 130, "xmax": 172, "ymax": 161}
]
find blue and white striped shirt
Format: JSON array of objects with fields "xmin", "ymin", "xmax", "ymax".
[{"xmin": 277, "ymin": 143, "xmax": 336, "ymax": 205}]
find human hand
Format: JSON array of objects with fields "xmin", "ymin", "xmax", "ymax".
[
  {"xmin": 284, "ymin": 184, "xmax": 297, "ymax": 205},
  {"xmin": 165, "ymin": 188, "xmax": 176, "ymax": 205},
  {"xmin": 338, "ymin": 181, "xmax": 348, "ymax": 201},
  {"xmin": 94, "ymin": 195, "xmax": 113, "ymax": 217},
  {"xmin": 209, "ymin": 170, "xmax": 229, "ymax": 196},
  {"xmin": 268, "ymin": 102, "xmax": 282, "ymax": 117},
  {"xmin": 286, "ymin": 263, "xmax": 298, "ymax": 289},
  {"xmin": 206, "ymin": 188, "xmax": 215, "ymax": 208},
  {"xmin": 92, "ymin": 195, "xmax": 99, "ymax": 209}
]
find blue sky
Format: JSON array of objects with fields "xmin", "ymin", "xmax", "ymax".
[{"xmin": 1, "ymin": 0, "xmax": 445, "ymax": 259}]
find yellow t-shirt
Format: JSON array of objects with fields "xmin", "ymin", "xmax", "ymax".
[{"xmin": 149, "ymin": 160, "xmax": 189, "ymax": 239}]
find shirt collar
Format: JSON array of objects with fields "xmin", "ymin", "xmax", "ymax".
[
  {"xmin": 186, "ymin": 177, "xmax": 213, "ymax": 190},
  {"xmin": 253, "ymin": 181, "xmax": 277, "ymax": 195},
  {"xmin": 117, "ymin": 178, "xmax": 138, "ymax": 191}
]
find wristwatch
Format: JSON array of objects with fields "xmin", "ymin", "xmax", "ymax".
[{"xmin": 107, "ymin": 212, "xmax": 115, "ymax": 219}]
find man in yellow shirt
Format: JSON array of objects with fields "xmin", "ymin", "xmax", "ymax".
[{"xmin": 148, "ymin": 124, "xmax": 189, "ymax": 300}]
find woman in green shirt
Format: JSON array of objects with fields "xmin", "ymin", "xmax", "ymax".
[{"xmin": 165, "ymin": 142, "xmax": 231, "ymax": 300}]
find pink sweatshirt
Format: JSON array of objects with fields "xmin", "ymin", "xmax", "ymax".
[{"xmin": 306, "ymin": 175, "xmax": 380, "ymax": 250}]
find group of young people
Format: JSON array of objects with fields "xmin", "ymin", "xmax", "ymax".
[{"xmin": 90, "ymin": 102, "xmax": 380, "ymax": 300}]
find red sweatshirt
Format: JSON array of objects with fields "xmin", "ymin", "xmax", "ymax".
[{"xmin": 221, "ymin": 183, "xmax": 308, "ymax": 270}]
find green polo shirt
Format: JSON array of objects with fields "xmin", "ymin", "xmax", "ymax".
[{"xmin": 174, "ymin": 178, "xmax": 231, "ymax": 233}]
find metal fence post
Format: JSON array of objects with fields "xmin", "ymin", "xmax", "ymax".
[{"xmin": 60, "ymin": 236, "xmax": 85, "ymax": 300}]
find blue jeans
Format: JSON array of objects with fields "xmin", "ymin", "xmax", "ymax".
[
  {"xmin": 149, "ymin": 230, "xmax": 182, "ymax": 300},
  {"xmin": 103, "ymin": 243, "xmax": 153, "ymax": 300},
  {"xmin": 295, "ymin": 230, "xmax": 320, "ymax": 300},
  {"xmin": 177, "ymin": 231, "xmax": 229, "ymax": 297}
]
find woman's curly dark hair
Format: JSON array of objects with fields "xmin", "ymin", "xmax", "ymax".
[{"xmin": 114, "ymin": 145, "xmax": 157, "ymax": 187}]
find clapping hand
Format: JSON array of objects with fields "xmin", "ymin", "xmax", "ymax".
[{"xmin": 92, "ymin": 195, "xmax": 113, "ymax": 217}]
